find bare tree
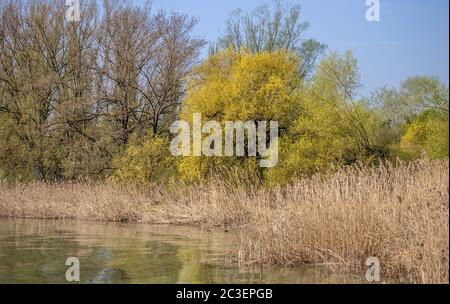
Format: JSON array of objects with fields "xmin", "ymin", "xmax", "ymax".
[
  {"xmin": 0, "ymin": 0, "xmax": 204, "ymax": 180},
  {"xmin": 211, "ymin": 0, "xmax": 326, "ymax": 79},
  {"xmin": 96, "ymin": 2, "xmax": 204, "ymax": 144},
  {"xmin": 137, "ymin": 11, "xmax": 205, "ymax": 135},
  {"xmin": 96, "ymin": 1, "xmax": 158, "ymax": 146}
]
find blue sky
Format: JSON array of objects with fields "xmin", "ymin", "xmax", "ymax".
[{"xmin": 137, "ymin": 0, "xmax": 449, "ymax": 96}]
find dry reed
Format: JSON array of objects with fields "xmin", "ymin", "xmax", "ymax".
[{"xmin": 0, "ymin": 160, "xmax": 448, "ymax": 283}]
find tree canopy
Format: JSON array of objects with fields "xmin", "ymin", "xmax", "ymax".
[{"xmin": 0, "ymin": 0, "xmax": 448, "ymax": 184}]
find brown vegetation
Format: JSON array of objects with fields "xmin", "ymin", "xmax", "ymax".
[{"xmin": 0, "ymin": 159, "xmax": 448, "ymax": 283}]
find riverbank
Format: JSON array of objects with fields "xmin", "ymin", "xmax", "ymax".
[
  {"xmin": 0, "ymin": 218, "xmax": 366, "ymax": 283},
  {"xmin": 0, "ymin": 160, "xmax": 448, "ymax": 283}
]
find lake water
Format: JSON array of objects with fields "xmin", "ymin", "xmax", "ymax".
[{"xmin": 0, "ymin": 218, "xmax": 365, "ymax": 284}]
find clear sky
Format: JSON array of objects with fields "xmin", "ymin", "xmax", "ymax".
[{"xmin": 138, "ymin": 0, "xmax": 449, "ymax": 96}]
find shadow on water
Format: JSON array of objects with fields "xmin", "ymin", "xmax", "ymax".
[{"xmin": 0, "ymin": 218, "xmax": 366, "ymax": 284}]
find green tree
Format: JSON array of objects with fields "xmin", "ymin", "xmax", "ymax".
[
  {"xmin": 370, "ymin": 76, "xmax": 449, "ymax": 160},
  {"xmin": 112, "ymin": 133, "xmax": 177, "ymax": 183},
  {"xmin": 371, "ymin": 76, "xmax": 449, "ymax": 126},
  {"xmin": 266, "ymin": 51, "xmax": 388, "ymax": 184},
  {"xmin": 400, "ymin": 110, "xmax": 449, "ymax": 160}
]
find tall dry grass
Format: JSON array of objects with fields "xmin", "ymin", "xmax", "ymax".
[
  {"xmin": 0, "ymin": 160, "xmax": 448, "ymax": 283},
  {"xmin": 238, "ymin": 160, "xmax": 449, "ymax": 284}
]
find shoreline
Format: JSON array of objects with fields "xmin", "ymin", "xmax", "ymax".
[
  {"xmin": 0, "ymin": 160, "xmax": 448, "ymax": 284},
  {"xmin": 0, "ymin": 217, "xmax": 369, "ymax": 284}
]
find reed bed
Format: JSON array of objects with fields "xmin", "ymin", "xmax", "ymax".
[
  {"xmin": 238, "ymin": 160, "xmax": 449, "ymax": 284},
  {"xmin": 0, "ymin": 160, "xmax": 448, "ymax": 283}
]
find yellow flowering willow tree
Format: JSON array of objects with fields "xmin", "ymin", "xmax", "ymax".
[{"xmin": 177, "ymin": 50, "xmax": 303, "ymax": 182}]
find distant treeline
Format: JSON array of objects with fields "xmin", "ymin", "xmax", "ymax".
[{"xmin": 0, "ymin": 0, "xmax": 448, "ymax": 184}]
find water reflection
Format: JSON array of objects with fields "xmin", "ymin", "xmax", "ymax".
[{"xmin": 0, "ymin": 219, "xmax": 365, "ymax": 284}]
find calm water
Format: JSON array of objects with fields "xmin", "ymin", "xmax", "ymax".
[{"xmin": 0, "ymin": 218, "xmax": 365, "ymax": 284}]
